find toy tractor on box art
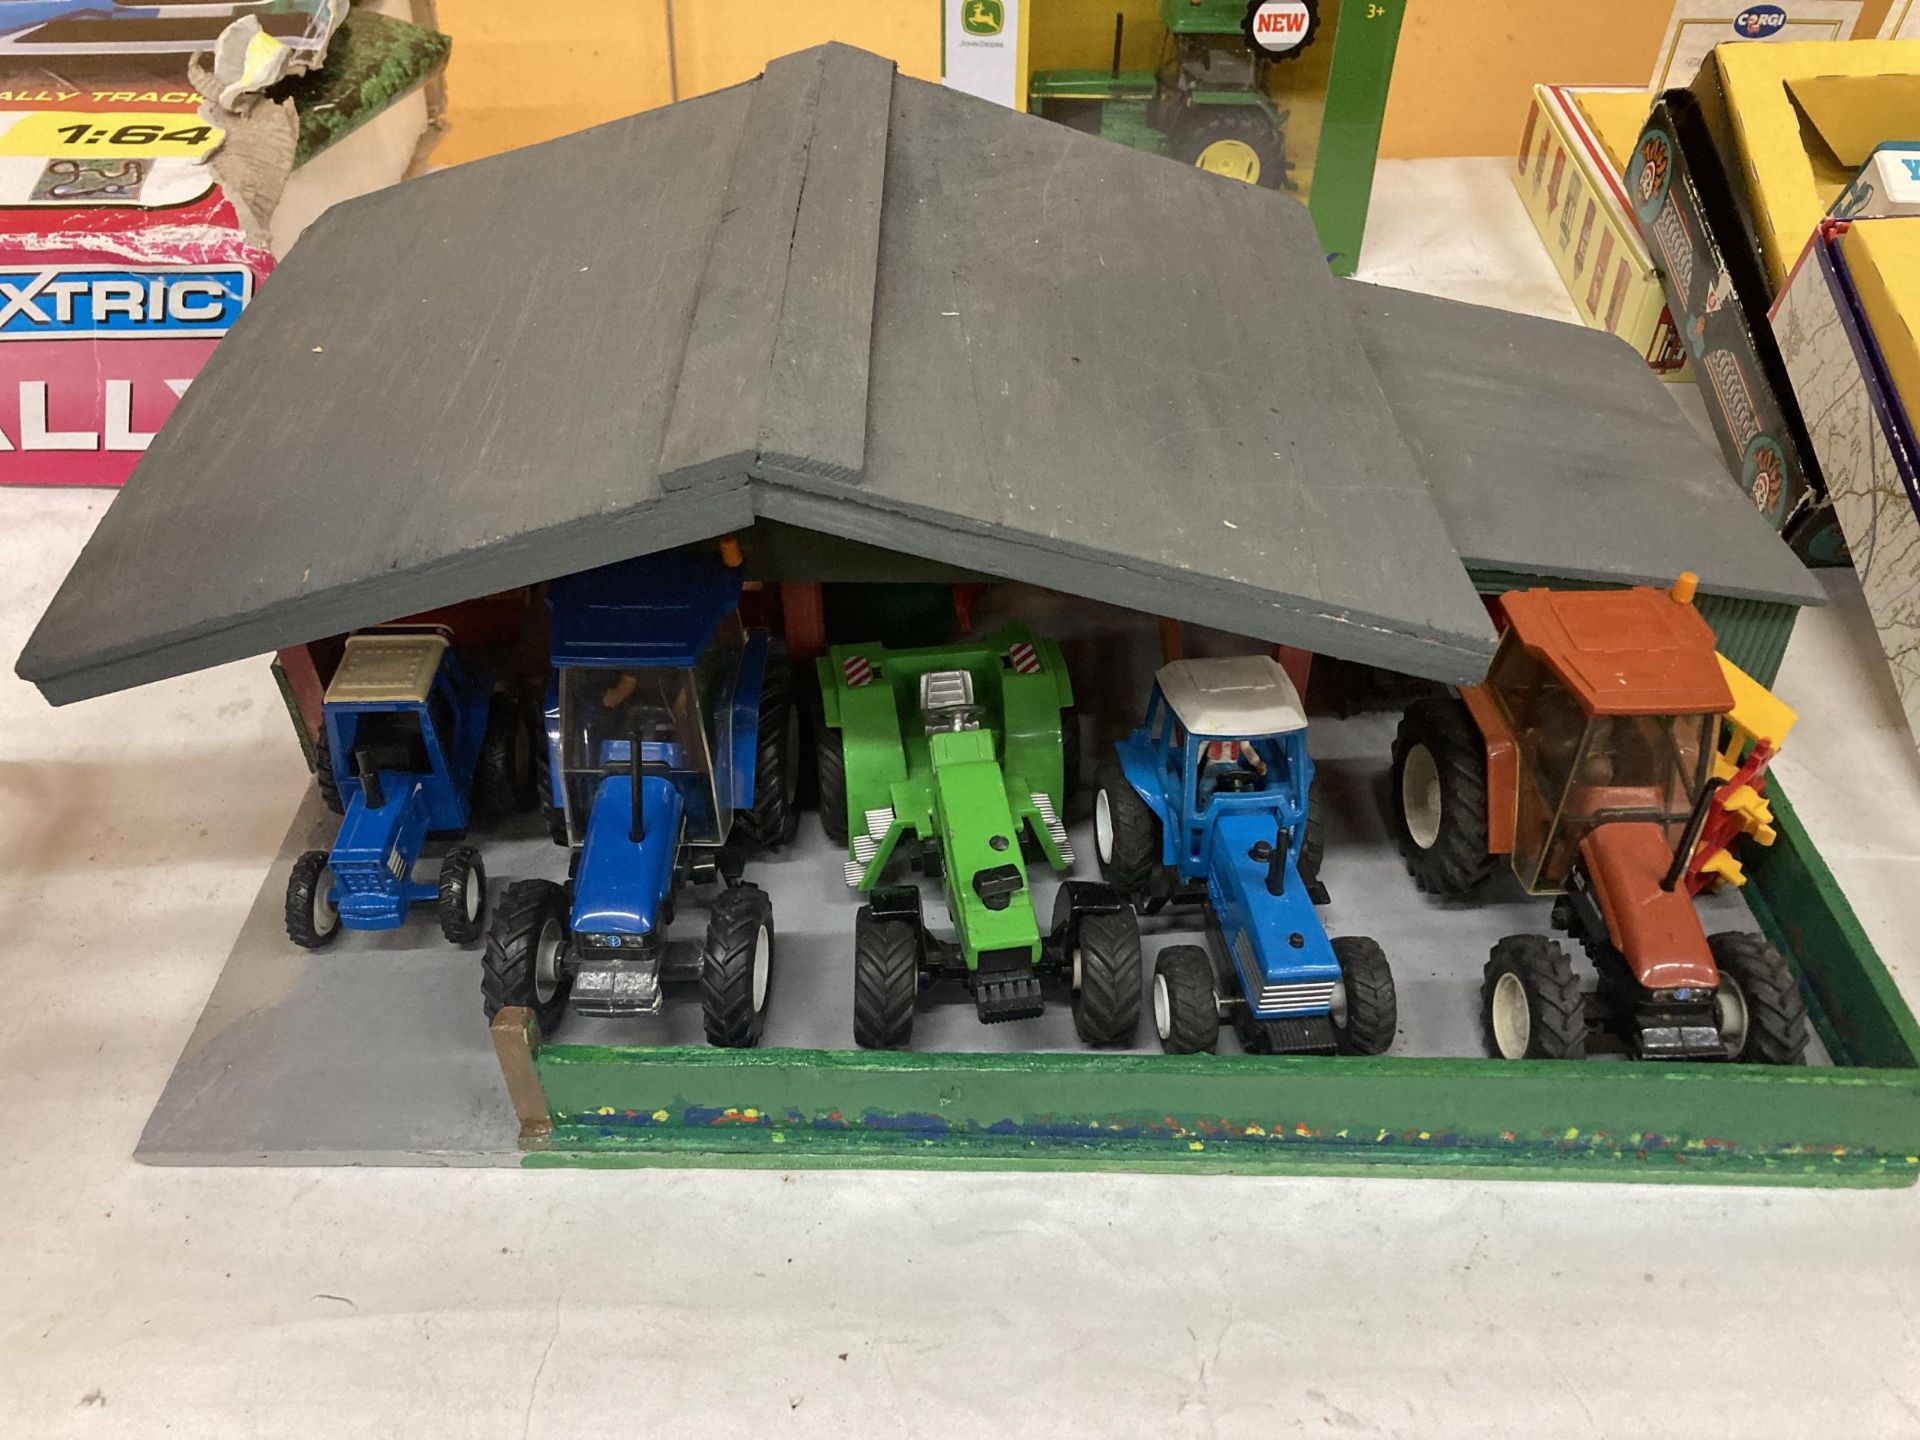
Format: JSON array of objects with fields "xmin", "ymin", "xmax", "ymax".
[
  {"xmin": 1388, "ymin": 576, "xmax": 1809, "ymax": 1065},
  {"xmin": 1095, "ymin": 655, "xmax": 1396, "ymax": 1056},
  {"xmin": 817, "ymin": 624, "xmax": 1142, "ymax": 1049},
  {"xmin": 1029, "ymin": 0, "xmax": 1316, "ymax": 191},
  {"xmin": 482, "ymin": 549, "xmax": 797, "ymax": 1046},
  {"xmin": 286, "ymin": 628, "xmax": 534, "ymax": 949}
]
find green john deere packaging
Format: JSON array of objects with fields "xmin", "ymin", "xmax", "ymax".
[{"xmin": 1026, "ymin": 0, "xmax": 1404, "ymax": 274}]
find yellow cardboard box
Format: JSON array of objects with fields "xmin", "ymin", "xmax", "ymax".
[
  {"xmin": 1711, "ymin": 39, "xmax": 1920, "ymax": 293},
  {"xmin": 1513, "ymin": 84, "xmax": 1689, "ymax": 380},
  {"xmin": 1842, "ymin": 218, "xmax": 1920, "ymax": 411}
]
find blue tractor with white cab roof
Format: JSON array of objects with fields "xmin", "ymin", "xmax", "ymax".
[
  {"xmin": 285, "ymin": 627, "xmax": 535, "ymax": 949},
  {"xmin": 482, "ymin": 548, "xmax": 797, "ymax": 1046},
  {"xmin": 1094, "ymin": 655, "xmax": 1397, "ymax": 1055}
]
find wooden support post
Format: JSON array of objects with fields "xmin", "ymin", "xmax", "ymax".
[
  {"xmin": 1274, "ymin": 644, "xmax": 1313, "ymax": 701},
  {"xmin": 490, "ymin": 1006, "xmax": 552, "ymax": 1147},
  {"xmin": 1158, "ymin": 616, "xmax": 1184, "ymax": 662},
  {"xmin": 780, "ymin": 581, "xmax": 827, "ymax": 662}
]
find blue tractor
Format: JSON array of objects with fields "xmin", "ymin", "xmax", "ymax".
[
  {"xmin": 1093, "ymin": 655, "xmax": 1397, "ymax": 1055},
  {"xmin": 482, "ymin": 549, "xmax": 797, "ymax": 1046},
  {"xmin": 285, "ymin": 628, "xmax": 535, "ymax": 949}
]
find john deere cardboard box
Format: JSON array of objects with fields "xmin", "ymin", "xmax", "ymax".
[
  {"xmin": 1772, "ymin": 210, "xmax": 1920, "ymax": 749},
  {"xmin": 1514, "ymin": 84, "xmax": 1688, "ymax": 380}
]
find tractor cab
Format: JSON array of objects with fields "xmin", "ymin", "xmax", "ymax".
[
  {"xmin": 322, "ymin": 628, "xmax": 484, "ymax": 834},
  {"xmin": 1474, "ymin": 587, "xmax": 1729, "ymax": 897},
  {"xmin": 1145, "ymin": 655, "xmax": 1312, "ymax": 881},
  {"xmin": 545, "ymin": 552, "xmax": 748, "ymax": 855}
]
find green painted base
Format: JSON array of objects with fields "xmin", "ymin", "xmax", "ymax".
[{"xmin": 516, "ymin": 782, "xmax": 1920, "ymax": 1186}]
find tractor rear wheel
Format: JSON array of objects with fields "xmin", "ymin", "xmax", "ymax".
[
  {"xmin": 313, "ymin": 732, "xmax": 343, "ymax": 815},
  {"xmin": 437, "ymin": 845, "xmax": 487, "ymax": 945},
  {"xmin": 1152, "ymin": 945, "xmax": 1220, "ymax": 1055},
  {"xmin": 736, "ymin": 649, "xmax": 800, "ymax": 850},
  {"xmin": 1060, "ymin": 705, "xmax": 1083, "ymax": 808},
  {"xmin": 1170, "ymin": 108, "xmax": 1292, "ymax": 191},
  {"xmin": 474, "ymin": 696, "xmax": 536, "ymax": 822},
  {"xmin": 853, "ymin": 906, "xmax": 918, "ymax": 1049},
  {"xmin": 1072, "ymin": 908, "xmax": 1143, "ymax": 1046},
  {"xmin": 285, "ymin": 849, "xmax": 341, "ymax": 949},
  {"xmin": 815, "ymin": 689, "xmax": 850, "ymax": 847},
  {"xmin": 483, "ymin": 879, "xmax": 573, "ymax": 1036},
  {"xmin": 1298, "ymin": 779, "xmax": 1325, "ymax": 891},
  {"xmin": 1709, "ymin": 932, "xmax": 1808, "ymax": 1065},
  {"xmin": 701, "ymin": 884, "xmax": 775, "ymax": 1048},
  {"xmin": 1391, "ymin": 696, "xmax": 1497, "ymax": 897},
  {"xmin": 534, "ymin": 736, "xmax": 568, "ymax": 845},
  {"xmin": 1093, "ymin": 759, "xmax": 1161, "ymax": 898},
  {"xmin": 1482, "ymin": 935, "xmax": 1587, "ymax": 1060},
  {"xmin": 1331, "ymin": 935, "xmax": 1397, "ymax": 1055}
]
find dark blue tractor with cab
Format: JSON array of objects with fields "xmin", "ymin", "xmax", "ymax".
[
  {"xmin": 1093, "ymin": 655, "xmax": 1396, "ymax": 1055},
  {"xmin": 482, "ymin": 549, "xmax": 797, "ymax": 1047},
  {"xmin": 285, "ymin": 627, "xmax": 535, "ymax": 949}
]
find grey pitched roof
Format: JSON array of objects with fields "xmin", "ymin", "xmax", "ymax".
[{"xmin": 15, "ymin": 44, "xmax": 1813, "ymax": 707}]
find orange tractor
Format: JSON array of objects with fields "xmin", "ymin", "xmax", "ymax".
[{"xmin": 1388, "ymin": 576, "xmax": 1809, "ymax": 1064}]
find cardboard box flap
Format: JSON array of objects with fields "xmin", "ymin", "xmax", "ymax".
[
  {"xmin": 1570, "ymin": 87, "xmax": 1655, "ymax": 175},
  {"xmin": 1784, "ymin": 71, "xmax": 1920, "ymax": 166},
  {"xmin": 1840, "ymin": 217, "xmax": 1920, "ymax": 415}
]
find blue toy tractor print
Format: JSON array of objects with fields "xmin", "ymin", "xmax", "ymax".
[
  {"xmin": 481, "ymin": 549, "xmax": 798, "ymax": 1047},
  {"xmin": 285, "ymin": 628, "xmax": 535, "ymax": 949},
  {"xmin": 1093, "ymin": 655, "xmax": 1396, "ymax": 1055}
]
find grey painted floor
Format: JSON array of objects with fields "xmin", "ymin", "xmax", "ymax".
[{"xmin": 4, "ymin": 159, "xmax": 1916, "ymax": 1439}]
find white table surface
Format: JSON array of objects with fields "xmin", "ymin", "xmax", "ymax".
[{"xmin": 3, "ymin": 157, "xmax": 1918, "ymax": 1438}]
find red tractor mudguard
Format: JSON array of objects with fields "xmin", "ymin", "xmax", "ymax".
[{"xmin": 1577, "ymin": 822, "xmax": 1718, "ymax": 990}]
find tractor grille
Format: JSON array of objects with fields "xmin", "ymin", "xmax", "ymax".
[
  {"xmin": 334, "ymin": 867, "xmax": 388, "ymax": 895},
  {"xmin": 1235, "ymin": 929, "xmax": 1335, "ymax": 1014}
]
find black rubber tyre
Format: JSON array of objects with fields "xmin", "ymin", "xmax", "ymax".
[
  {"xmin": 815, "ymin": 687, "xmax": 850, "ymax": 847},
  {"xmin": 1093, "ymin": 758, "xmax": 1162, "ymax": 897},
  {"xmin": 1482, "ymin": 934, "xmax": 1587, "ymax": 1060},
  {"xmin": 534, "ymin": 733, "xmax": 568, "ymax": 846},
  {"xmin": 437, "ymin": 845, "xmax": 487, "ymax": 945},
  {"xmin": 1059, "ymin": 705, "xmax": 1083, "ymax": 808},
  {"xmin": 285, "ymin": 849, "xmax": 341, "ymax": 949},
  {"xmin": 1710, "ymin": 932, "xmax": 1809, "ymax": 1065},
  {"xmin": 313, "ymin": 731, "xmax": 343, "ymax": 815},
  {"xmin": 735, "ymin": 650, "xmax": 800, "ymax": 850},
  {"xmin": 701, "ymin": 884, "xmax": 775, "ymax": 1048},
  {"xmin": 1298, "ymin": 779, "xmax": 1325, "ymax": 891},
  {"xmin": 853, "ymin": 906, "xmax": 918, "ymax": 1050},
  {"xmin": 473, "ymin": 695, "xmax": 536, "ymax": 823},
  {"xmin": 1390, "ymin": 696, "xmax": 1497, "ymax": 897},
  {"xmin": 482, "ymin": 878, "xmax": 572, "ymax": 1036},
  {"xmin": 1152, "ymin": 945, "xmax": 1220, "ymax": 1055},
  {"xmin": 1331, "ymin": 935, "xmax": 1397, "ymax": 1055},
  {"xmin": 1072, "ymin": 908, "xmax": 1144, "ymax": 1047},
  {"xmin": 1169, "ymin": 107, "xmax": 1292, "ymax": 191}
]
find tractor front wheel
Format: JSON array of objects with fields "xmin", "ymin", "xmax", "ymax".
[
  {"xmin": 853, "ymin": 906, "xmax": 918, "ymax": 1049},
  {"xmin": 483, "ymin": 879, "xmax": 573, "ymax": 1036},
  {"xmin": 737, "ymin": 649, "xmax": 800, "ymax": 850},
  {"xmin": 474, "ymin": 696, "xmax": 537, "ymax": 822},
  {"xmin": 1152, "ymin": 946, "xmax": 1219, "ymax": 1055},
  {"xmin": 1093, "ymin": 759, "xmax": 1161, "ymax": 897},
  {"xmin": 1330, "ymin": 935, "xmax": 1397, "ymax": 1055},
  {"xmin": 285, "ymin": 849, "xmax": 341, "ymax": 949},
  {"xmin": 1071, "ymin": 908, "xmax": 1143, "ymax": 1047},
  {"xmin": 1709, "ymin": 932, "xmax": 1808, "ymax": 1065},
  {"xmin": 1482, "ymin": 935, "xmax": 1587, "ymax": 1060},
  {"xmin": 701, "ymin": 885, "xmax": 776, "ymax": 1048},
  {"xmin": 1391, "ymin": 696, "xmax": 1497, "ymax": 897},
  {"xmin": 437, "ymin": 845, "xmax": 487, "ymax": 945},
  {"xmin": 1170, "ymin": 108, "xmax": 1292, "ymax": 191}
]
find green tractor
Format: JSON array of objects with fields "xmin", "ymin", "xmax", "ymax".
[
  {"xmin": 1029, "ymin": 0, "xmax": 1318, "ymax": 191},
  {"xmin": 817, "ymin": 624, "xmax": 1143, "ymax": 1050}
]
